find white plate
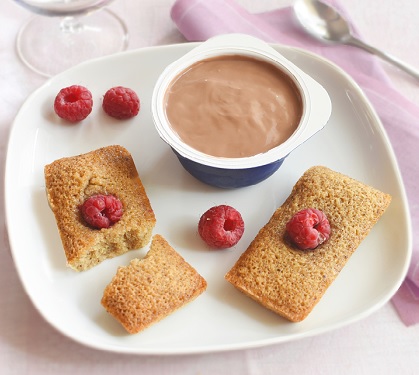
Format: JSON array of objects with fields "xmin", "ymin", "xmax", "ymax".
[{"xmin": 5, "ymin": 43, "xmax": 411, "ymax": 355}]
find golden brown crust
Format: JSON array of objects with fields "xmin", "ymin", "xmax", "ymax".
[
  {"xmin": 225, "ymin": 166, "xmax": 392, "ymax": 322},
  {"xmin": 44, "ymin": 145, "xmax": 156, "ymax": 271},
  {"xmin": 101, "ymin": 234, "xmax": 207, "ymax": 334}
]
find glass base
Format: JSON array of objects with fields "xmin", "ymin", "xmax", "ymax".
[{"xmin": 16, "ymin": 9, "xmax": 128, "ymax": 77}]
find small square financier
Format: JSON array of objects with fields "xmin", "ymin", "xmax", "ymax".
[
  {"xmin": 101, "ymin": 234, "xmax": 207, "ymax": 334},
  {"xmin": 44, "ymin": 145, "xmax": 156, "ymax": 271}
]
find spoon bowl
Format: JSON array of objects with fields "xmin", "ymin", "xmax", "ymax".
[
  {"xmin": 294, "ymin": 0, "xmax": 419, "ymax": 80},
  {"xmin": 294, "ymin": 0, "xmax": 352, "ymax": 43}
]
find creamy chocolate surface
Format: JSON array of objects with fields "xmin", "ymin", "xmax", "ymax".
[{"xmin": 164, "ymin": 55, "xmax": 303, "ymax": 158}]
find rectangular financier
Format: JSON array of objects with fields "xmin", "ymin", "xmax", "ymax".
[{"xmin": 225, "ymin": 166, "xmax": 392, "ymax": 322}]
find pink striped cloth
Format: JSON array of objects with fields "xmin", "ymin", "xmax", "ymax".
[{"xmin": 171, "ymin": 0, "xmax": 419, "ymax": 325}]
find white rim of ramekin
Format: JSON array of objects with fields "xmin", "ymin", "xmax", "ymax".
[{"xmin": 152, "ymin": 35, "xmax": 329, "ymax": 169}]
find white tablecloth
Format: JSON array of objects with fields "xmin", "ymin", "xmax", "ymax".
[{"xmin": 1, "ymin": 1, "xmax": 418, "ymax": 374}]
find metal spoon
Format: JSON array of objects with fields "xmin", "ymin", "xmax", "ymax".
[{"xmin": 294, "ymin": 0, "xmax": 419, "ymax": 80}]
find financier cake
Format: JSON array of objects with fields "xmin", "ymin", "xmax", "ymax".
[
  {"xmin": 101, "ymin": 234, "xmax": 207, "ymax": 334},
  {"xmin": 44, "ymin": 145, "xmax": 156, "ymax": 271},
  {"xmin": 225, "ymin": 166, "xmax": 392, "ymax": 322}
]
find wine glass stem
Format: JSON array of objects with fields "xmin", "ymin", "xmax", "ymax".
[{"xmin": 60, "ymin": 16, "xmax": 84, "ymax": 33}]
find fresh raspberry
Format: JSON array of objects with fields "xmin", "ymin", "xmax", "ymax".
[
  {"xmin": 80, "ymin": 194, "xmax": 123, "ymax": 229},
  {"xmin": 285, "ymin": 208, "xmax": 331, "ymax": 250},
  {"xmin": 198, "ymin": 205, "xmax": 245, "ymax": 249},
  {"xmin": 54, "ymin": 85, "xmax": 93, "ymax": 122},
  {"xmin": 102, "ymin": 86, "xmax": 140, "ymax": 119}
]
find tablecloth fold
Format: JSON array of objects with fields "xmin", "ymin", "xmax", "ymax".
[{"xmin": 171, "ymin": 0, "xmax": 419, "ymax": 325}]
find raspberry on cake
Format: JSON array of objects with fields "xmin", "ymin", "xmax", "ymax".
[
  {"xmin": 44, "ymin": 145, "xmax": 156, "ymax": 271},
  {"xmin": 80, "ymin": 194, "xmax": 124, "ymax": 229},
  {"xmin": 285, "ymin": 208, "xmax": 331, "ymax": 250}
]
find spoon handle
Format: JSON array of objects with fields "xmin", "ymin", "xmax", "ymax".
[{"xmin": 348, "ymin": 36, "xmax": 419, "ymax": 80}]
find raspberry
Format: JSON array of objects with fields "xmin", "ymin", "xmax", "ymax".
[
  {"xmin": 54, "ymin": 85, "xmax": 93, "ymax": 122},
  {"xmin": 80, "ymin": 194, "xmax": 123, "ymax": 229},
  {"xmin": 102, "ymin": 86, "xmax": 140, "ymax": 119},
  {"xmin": 198, "ymin": 205, "xmax": 245, "ymax": 249},
  {"xmin": 285, "ymin": 208, "xmax": 331, "ymax": 250}
]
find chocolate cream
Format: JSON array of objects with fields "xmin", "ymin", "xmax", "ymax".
[{"xmin": 164, "ymin": 55, "xmax": 303, "ymax": 158}]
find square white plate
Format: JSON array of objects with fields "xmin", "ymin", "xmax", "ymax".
[{"xmin": 5, "ymin": 42, "xmax": 411, "ymax": 354}]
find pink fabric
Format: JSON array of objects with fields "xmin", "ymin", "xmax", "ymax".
[{"xmin": 171, "ymin": 0, "xmax": 419, "ymax": 325}]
